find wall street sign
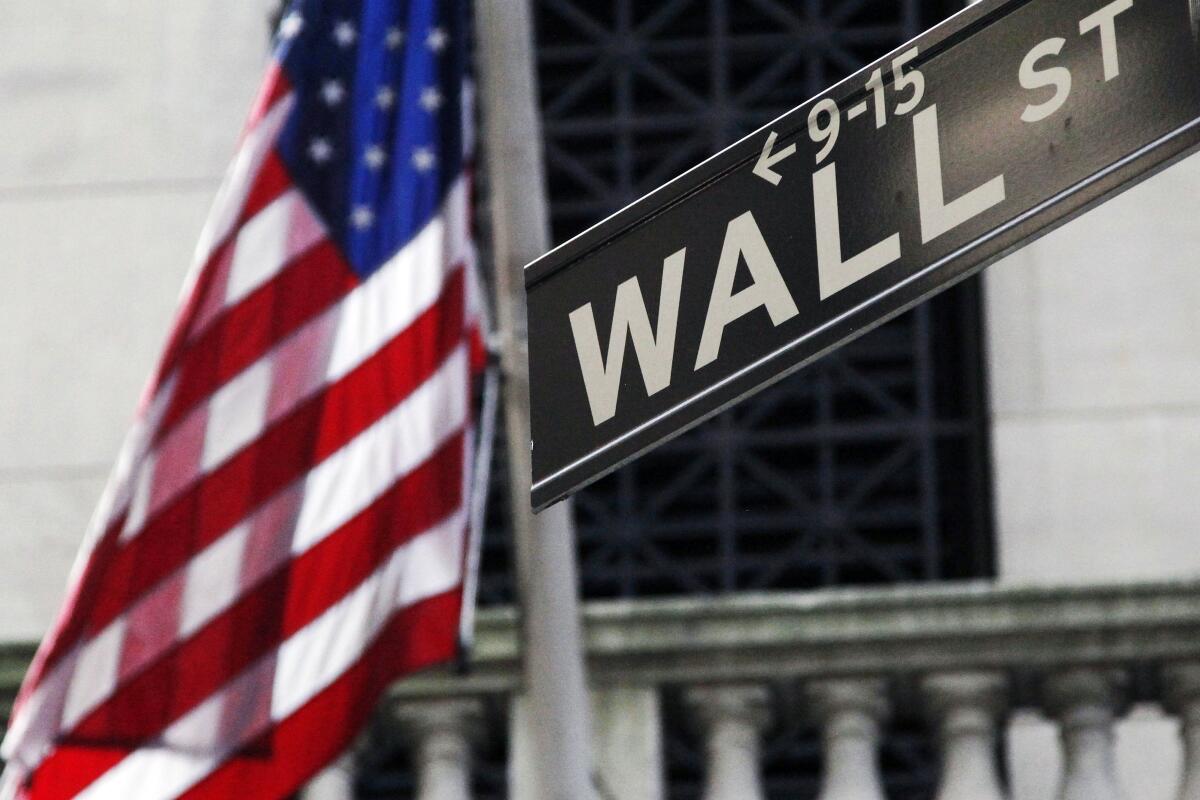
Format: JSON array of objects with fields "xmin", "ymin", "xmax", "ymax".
[{"xmin": 524, "ymin": 0, "xmax": 1200, "ymax": 511}]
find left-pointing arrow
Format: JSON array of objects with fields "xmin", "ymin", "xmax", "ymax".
[{"xmin": 752, "ymin": 130, "xmax": 797, "ymax": 186}]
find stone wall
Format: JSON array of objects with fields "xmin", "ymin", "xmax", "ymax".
[{"xmin": 0, "ymin": 1, "xmax": 272, "ymax": 642}]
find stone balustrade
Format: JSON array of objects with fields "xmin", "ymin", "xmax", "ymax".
[
  {"xmin": 380, "ymin": 579, "xmax": 1200, "ymax": 800},
  {"xmin": 5, "ymin": 581, "xmax": 1200, "ymax": 798}
]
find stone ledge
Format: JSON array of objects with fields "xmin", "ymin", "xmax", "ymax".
[
  {"xmin": 392, "ymin": 579, "xmax": 1200, "ymax": 699},
  {"xmin": 2, "ymin": 581, "xmax": 1197, "ymax": 705}
]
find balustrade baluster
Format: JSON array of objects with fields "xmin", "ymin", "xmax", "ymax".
[
  {"xmin": 922, "ymin": 671, "xmax": 1008, "ymax": 800},
  {"xmin": 684, "ymin": 684, "xmax": 771, "ymax": 800},
  {"xmin": 1044, "ymin": 669, "xmax": 1125, "ymax": 800},
  {"xmin": 301, "ymin": 749, "xmax": 358, "ymax": 800},
  {"xmin": 1166, "ymin": 663, "xmax": 1200, "ymax": 800},
  {"xmin": 809, "ymin": 678, "xmax": 889, "ymax": 800},
  {"xmin": 395, "ymin": 697, "xmax": 484, "ymax": 800}
]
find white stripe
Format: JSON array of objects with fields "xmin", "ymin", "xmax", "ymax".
[
  {"xmin": 201, "ymin": 357, "xmax": 272, "ymax": 472},
  {"xmin": 126, "ymin": 175, "xmax": 472, "ymax": 538},
  {"xmin": 76, "ymin": 730, "xmax": 223, "ymax": 800},
  {"xmin": 179, "ymin": 522, "xmax": 250, "ymax": 639},
  {"xmin": 224, "ymin": 189, "xmax": 325, "ymax": 305},
  {"xmin": 292, "ymin": 345, "xmax": 468, "ymax": 553},
  {"xmin": 60, "ymin": 619, "xmax": 125, "ymax": 730},
  {"xmin": 75, "ymin": 509, "xmax": 466, "ymax": 800},
  {"xmin": 121, "ymin": 451, "xmax": 156, "ymax": 542}
]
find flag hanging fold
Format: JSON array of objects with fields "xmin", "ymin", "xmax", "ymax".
[{"xmin": 2, "ymin": 0, "xmax": 482, "ymax": 796}]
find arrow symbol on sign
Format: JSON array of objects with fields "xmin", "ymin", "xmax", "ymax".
[{"xmin": 753, "ymin": 130, "xmax": 796, "ymax": 186}]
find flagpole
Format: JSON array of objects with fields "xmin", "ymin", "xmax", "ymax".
[{"xmin": 473, "ymin": 2, "xmax": 597, "ymax": 799}]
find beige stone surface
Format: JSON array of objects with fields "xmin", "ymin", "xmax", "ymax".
[
  {"xmin": 0, "ymin": 473, "xmax": 105, "ymax": 641},
  {"xmin": 987, "ymin": 153, "xmax": 1200, "ymax": 417},
  {"xmin": 994, "ymin": 412, "xmax": 1200, "ymax": 583},
  {"xmin": 0, "ymin": 0, "xmax": 276, "ymax": 191},
  {"xmin": 0, "ymin": 187, "xmax": 213, "ymax": 471}
]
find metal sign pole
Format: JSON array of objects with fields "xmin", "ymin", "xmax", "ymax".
[{"xmin": 473, "ymin": 1, "xmax": 596, "ymax": 798}]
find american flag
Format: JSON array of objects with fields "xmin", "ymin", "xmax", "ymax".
[{"xmin": 1, "ymin": 0, "xmax": 483, "ymax": 796}]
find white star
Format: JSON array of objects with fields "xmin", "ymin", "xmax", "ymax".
[
  {"xmin": 386, "ymin": 26, "xmax": 404, "ymax": 50},
  {"xmin": 412, "ymin": 147, "xmax": 437, "ymax": 172},
  {"xmin": 350, "ymin": 205, "xmax": 375, "ymax": 230},
  {"xmin": 278, "ymin": 11, "xmax": 304, "ymax": 40},
  {"xmin": 308, "ymin": 137, "xmax": 333, "ymax": 164},
  {"xmin": 320, "ymin": 79, "xmax": 346, "ymax": 106},
  {"xmin": 375, "ymin": 86, "xmax": 396, "ymax": 110},
  {"xmin": 333, "ymin": 20, "xmax": 357, "ymax": 48},
  {"xmin": 426, "ymin": 27, "xmax": 449, "ymax": 53},
  {"xmin": 418, "ymin": 86, "xmax": 443, "ymax": 113},
  {"xmin": 364, "ymin": 145, "xmax": 387, "ymax": 170}
]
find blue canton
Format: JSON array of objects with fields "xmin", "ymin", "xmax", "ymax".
[{"xmin": 272, "ymin": 0, "xmax": 468, "ymax": 279}]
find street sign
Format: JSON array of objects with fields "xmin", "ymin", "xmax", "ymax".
[{"xmin": 525, "ymin": 0, "xmax": 1200, "ymax": 511}]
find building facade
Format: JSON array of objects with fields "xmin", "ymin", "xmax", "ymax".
[{"xmin": 1, "ymin": 1, "xmax": 1199, "ymax": 799}]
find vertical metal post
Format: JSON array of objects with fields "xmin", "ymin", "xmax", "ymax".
[{"xmin": 473, "ymin": 2, "xmax": 596, "ymax": 798}]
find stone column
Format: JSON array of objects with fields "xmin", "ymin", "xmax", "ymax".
[
  {"xmin": 1165, "ymin": 663, "xmax": 1200, "ymax": 800},
  {"xmin": 809, "ymin": 678, "xmax": 889, "ymax": 800},
  {"xmin": 1044, "ymin": 669, "xmax": 1125, "ymax": 800},
  {"xmin": 396, "ymin": 698, "xmax": 485, "ymax": 800},
  {"xmin": 591, "ymin": 686, "xmax": 665, "ymax": 800},
  {"xmin": 301, "ymin": 749, "xmax": 358, "ymax": 800},
  {"xmin": 684, "ymin": 684, "xmax": 771, "ymax": 800},
  {"xmin": 922, "ymin": 672, "xmax": 1008, "ymax": 800}
]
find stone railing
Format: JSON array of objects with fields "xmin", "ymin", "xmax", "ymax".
[
  {"xmin": 376, "ymin": 579, "xmax": 1200, "ymax": 800},
  {"xmin": 4, "ymin": 581, "xmax": 1200, "ymax": 798}
]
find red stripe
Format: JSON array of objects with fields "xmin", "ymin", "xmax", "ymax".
[
  {"xmin": 157, "ymin": 239, "xmax": 359, "ymax": 438},
  {"xmin": 66, "ymin": 433, "xmax": 464, "ymax": 746},
  {"xmin": 24, "ymin": 590, "xmax": 462, "ymax": 800},
  {"xmin": 87, "ymin": 269, "xmax": 465, "ymax": 637}
]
